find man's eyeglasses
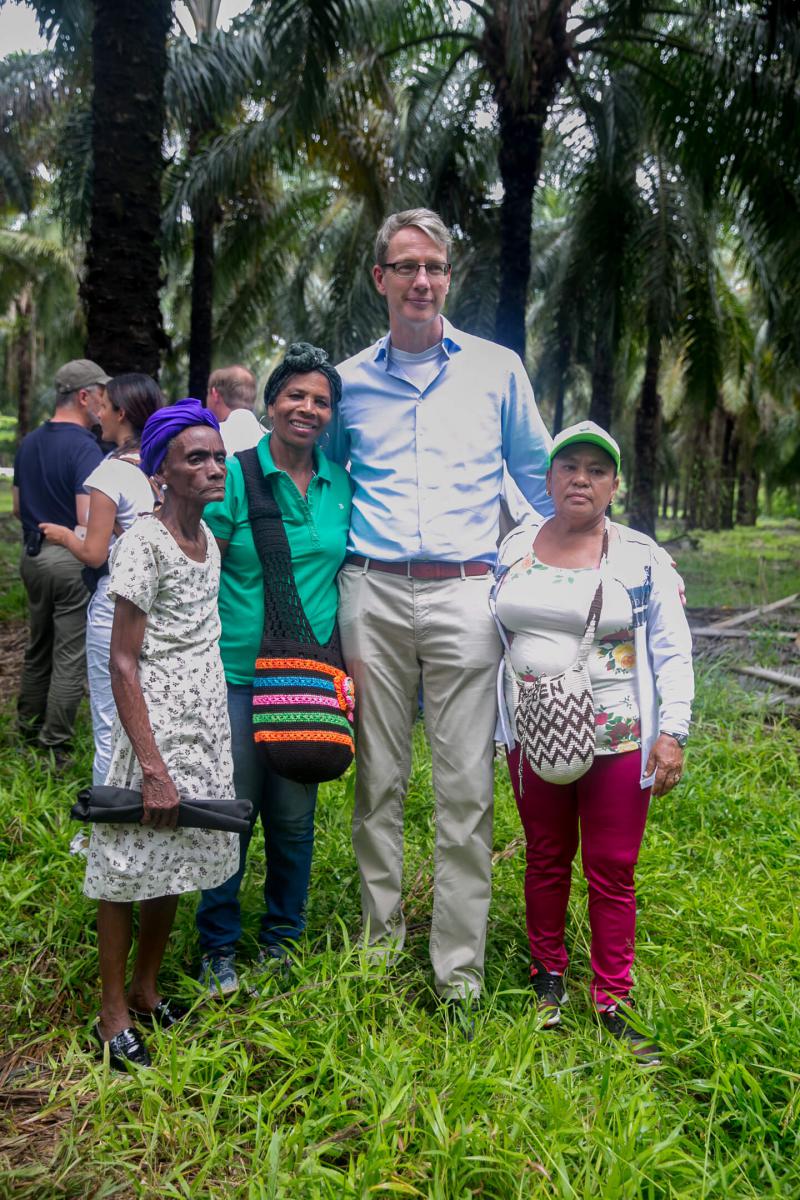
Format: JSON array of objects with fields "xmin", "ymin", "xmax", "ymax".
[{"xmin": 382, "ymin": 260, "xmax": 452, "ymax": 278}]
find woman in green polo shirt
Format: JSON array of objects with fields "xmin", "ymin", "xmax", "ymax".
[{"xmin": 196, "ymin": 344, "xmax": 352, "ymax": 995}]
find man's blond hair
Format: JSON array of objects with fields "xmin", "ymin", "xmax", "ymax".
[{"xmin": 374, "ymin": 208, "xmax": 452, "ymax": 266}]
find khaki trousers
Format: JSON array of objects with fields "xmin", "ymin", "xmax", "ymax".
[
  {"xmin": 18, "ymin": 543, "xmax": 89, "ymax": 748},
  {"xmin": 338, "ymin": 563, "xmax": 501, "ymax": 998}
]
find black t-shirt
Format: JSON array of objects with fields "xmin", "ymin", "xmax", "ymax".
[{"xmin": 13, "ymin": 420, "xmax": 104, "ymax": 535}]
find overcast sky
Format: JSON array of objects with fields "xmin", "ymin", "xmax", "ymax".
[{"xmin": 0, "ymin": 0, "xmax": 253, "ymax": 56}]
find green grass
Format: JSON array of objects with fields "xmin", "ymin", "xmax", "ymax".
[
  {"xmin": 660, "ymin": 520, "xmax": 800, "ymax": 610},
  {"xmin": 0, "ymin": 480, "xmax": 26, "ymax": 621},
  {"xmin": 2, "ymin": 523, "xmax": 800, "ymax": 1198},
  {"xmin": 0, "ymin": 477, "xmax": 14, "ymax": 516}
]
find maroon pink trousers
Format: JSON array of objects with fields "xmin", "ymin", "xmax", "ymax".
[{"xmin": 507, "ymin": 746, "xmax": 651, "ymax": 1009}]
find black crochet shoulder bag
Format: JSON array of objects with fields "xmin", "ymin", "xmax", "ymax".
[{"xmin": 236, "ymin": 447, "xmax": 355, "ymax": 784}]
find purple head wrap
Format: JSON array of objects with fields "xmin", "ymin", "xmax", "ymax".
[{"xmin": 139, "ymin": 397, "xmax": 220, "ymax": 478}]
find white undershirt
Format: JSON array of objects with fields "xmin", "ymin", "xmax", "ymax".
[{"xmin": 388, "ymin": 341, "xmax": 447, "ymax": 394}]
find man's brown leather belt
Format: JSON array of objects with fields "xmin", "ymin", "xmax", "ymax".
[{"xmin": 345, "ymin": 554, "xmax": 491, "ymax": 580}]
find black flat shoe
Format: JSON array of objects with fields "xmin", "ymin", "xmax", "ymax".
[
  {"xmin": 129, "ymin": 999, "xmax": 187, "ymax": 1029},
  {"xmin": 93, "ymin": 1022, "xmax": 151, "ymax": 1070}
]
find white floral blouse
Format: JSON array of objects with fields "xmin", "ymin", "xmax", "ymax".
[{"xmin": 494, "ymin": 546, "xmax": 641, "ymax": 756}]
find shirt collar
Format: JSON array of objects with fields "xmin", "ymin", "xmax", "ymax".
[
  {"xmin": 373, "ymin": 317, "xmax": 462, "ymax": 368},
  {"xmin": 258, "ymin": 432, "xmax": 332, "ymax": 482}
]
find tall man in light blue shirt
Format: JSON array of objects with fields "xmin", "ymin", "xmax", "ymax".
[{"xmin": 331, "ymin": 208, "xmax": 553, "ymax": 1004}]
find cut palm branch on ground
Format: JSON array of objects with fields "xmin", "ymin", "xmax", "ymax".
[
  {"xmin": 690, "ymin": 592, "xmax": 800, "ymax": 707},
  {"xmin": 702, "ymin": 593, "xmax": 799, "ymax": 630}
]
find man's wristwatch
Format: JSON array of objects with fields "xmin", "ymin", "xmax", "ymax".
[{"xmin": 662, "ymin": 730, "xmax": 689, "ymax": 748}]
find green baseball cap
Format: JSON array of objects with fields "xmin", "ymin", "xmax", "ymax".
[
  {"xmin": 55, "ymin": 359, "xmax": 112, "ymax": 395},
  {"xmin": 549, "ymin": 420, "xmax": 621, "ymax": 473}
]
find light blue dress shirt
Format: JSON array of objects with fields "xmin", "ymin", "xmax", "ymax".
[{"xmin": 329, "ymin": 318, "xmax": 554, "ymax": 562}]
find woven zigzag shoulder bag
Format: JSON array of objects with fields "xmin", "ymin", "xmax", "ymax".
[
  {"xmin": 500, "ymin": 528, "xmax": 607, "ymax": 788},
  {"xmin": 236, "ymin": 448, "xmax": 355, "ymax": 784}
]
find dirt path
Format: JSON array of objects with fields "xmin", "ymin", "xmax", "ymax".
[{"xmin": 0, "ymin": 619, "xmax": 26, "ymax": 701}]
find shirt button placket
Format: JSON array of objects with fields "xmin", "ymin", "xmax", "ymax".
[{"xmin": 416, "ymin": 392, "xmax": 424, "ymax": 551}]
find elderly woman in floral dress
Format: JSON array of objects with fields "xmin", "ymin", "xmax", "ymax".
[{"xmin": 84, "ymin": 399, "xmax": 240, "ymax": 1070}]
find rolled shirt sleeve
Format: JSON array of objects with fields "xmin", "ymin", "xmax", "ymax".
[{"xmin": 501, "ymin": 358, "xmax": 554, "ymax": 519}]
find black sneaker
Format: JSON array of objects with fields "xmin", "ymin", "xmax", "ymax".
[
  {"xmin": 599, "ymin": 1003, "xmax": 662, "ymax": 1066},
  {"xmin": 530, "ymin": 958, "xmax": 567, "ymax": 1027}
]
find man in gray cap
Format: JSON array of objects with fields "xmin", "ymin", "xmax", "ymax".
[{"xmin": 12, "ymin": 358, "xmax": 109, "ymax": 761}]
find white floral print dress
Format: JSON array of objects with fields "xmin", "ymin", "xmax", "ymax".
[{"xmin": 83, "ymin": 516, "xmax": 240, "ymax": 902}]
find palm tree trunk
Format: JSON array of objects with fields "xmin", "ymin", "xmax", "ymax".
[
  {"xmin": 719, "ymin": 416, "xmax": 738, "ymax": 530},
  {"xmin": 701, "ymin": 405, "xmax": 724, "ymax": 530},
  {"xmin": 486, "ymin": 2, "xmax": 571, "ymax": 360},
  {"xmin": 736, "ymin": 466, "xmax": 759, "ymax": 525},
  {"xmin": 15, "ymin": 286, "xmax": 34, "ymax": 440},
  {"xmin": 552, "ymin": 331, "xmax": 570, "ymax": 435},
  {"xmin": 672, "ymin": 478, "xmax": 682, "ymax": 522},
  {"xmin": 494, "ymin": 107, "xmax": 542, "ymax": 360},
  {"xmin": 588, "ymin": 328, "xmax": 614, "ymax": 429},
  {"xmin": 700, "ymin": 404, "xmax": 737, "ymax": 530},
  {"xmin": 733, "ymin": 401, "xmax": 760, "ymax": 526},
  {"xmin": 628, "ymin": 327, "xmax": 662, "ymax": 538},
  {"xmin": 83, "ymin": 0, "xmax": 170, "ymax": 376},
  {"xmin": 685, "ymin": 412, "xmax": 714, "ymax": 529},
  {"xmin": 188, "ymin": 203, "xmax": 216, "ymax": 400}
]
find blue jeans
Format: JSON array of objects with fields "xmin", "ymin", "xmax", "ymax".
[{"xmin": 196, "ymin": 683, "xmax": 318, "ymax": 953}]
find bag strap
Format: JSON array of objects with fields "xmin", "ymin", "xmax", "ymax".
[
  {"xmin": 574, "ymin": 524, "xmax": 608, "ymax": 665},
  {"xmin": 575, "ymin": 581, "xmax": 603, "ymax": 665},
  {"xmin": 236, "ymin": 447, "xmax": 316, "ymax": 647},
  {"xmin": 236, "ymin": 447, "xmax": 341, "ymax": 658}
]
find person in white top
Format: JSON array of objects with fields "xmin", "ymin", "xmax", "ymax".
[
  {"xmin": 491, "ymin": 421, "xmax": 693, "ymax": 1065},
  {"xmin": 206, "ymin": 365, "xmax": 264, "ymax": 454},
  {"xmin": 40, "ymin": 374, "xmax": 162, "ymax": 783}
]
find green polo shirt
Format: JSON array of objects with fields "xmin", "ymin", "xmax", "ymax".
[{"xmin": 205, "ymin": 435, "xmax": 352, "ymax": 686}]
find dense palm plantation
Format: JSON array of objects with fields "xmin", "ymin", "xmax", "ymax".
[
  {"xmin": 1, "ymin": 0, "xmax": 798, "ymax": 528},
  {"xmin": 2, "ymin": 7, "xmax": 800, "ymax": 1196}
]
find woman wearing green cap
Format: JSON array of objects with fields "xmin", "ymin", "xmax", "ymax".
[
  {"xmin": 491, "ymin": 420, "xmax": 693, "ymax": 1064},
  {"xmin": 195, "ymin": 343, "xmax": 352, "ymax": 996}
]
